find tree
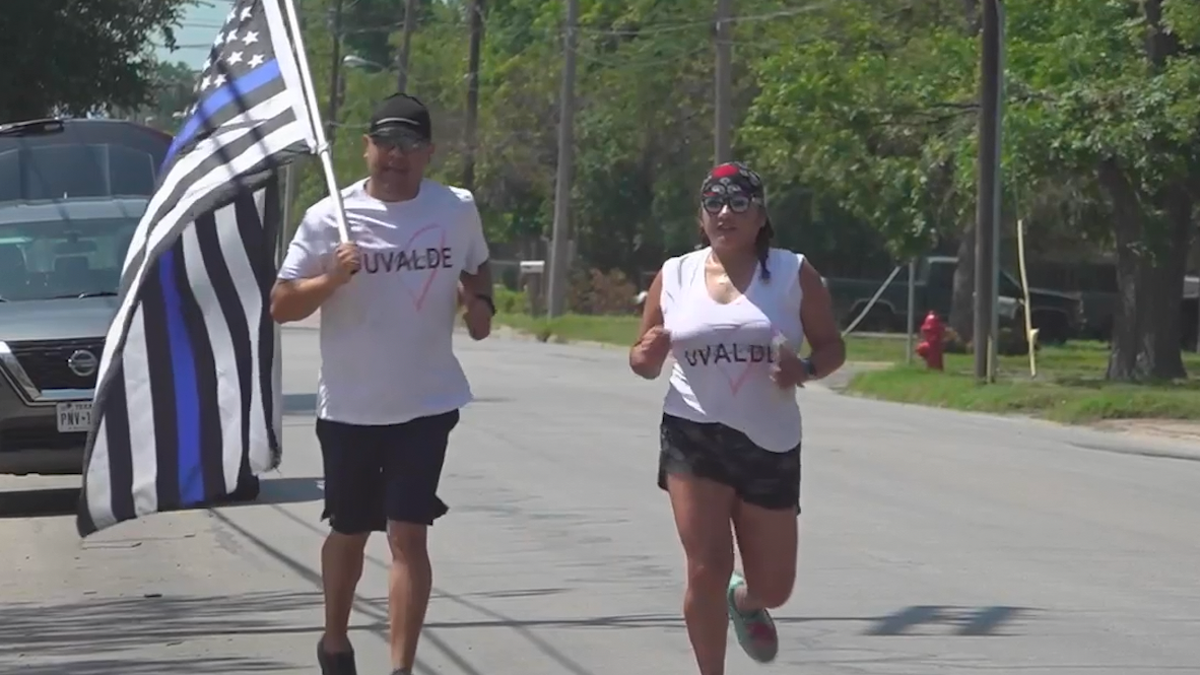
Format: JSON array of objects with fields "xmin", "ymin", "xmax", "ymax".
[
  {"xmin": 744, "ymin": 0, "xmax": 1200, "ymax": 380},
  {"xmin": 1001, "ymin": 0, "xmax": 1200, "ymax": 380},
  {"xmin": 0, "ymin": 0, "xmax": 193, "ymax": 122},
  {"xmin": 742, "ymin": 0, "xmax": 984, "ymax": 337}
]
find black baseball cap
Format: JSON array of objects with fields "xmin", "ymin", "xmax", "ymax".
[{"xmin": 367, "ymin": 93, "xmax": 432, "ymax": 143}]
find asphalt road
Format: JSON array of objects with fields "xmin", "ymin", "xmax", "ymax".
[{"xmin": 1, "ymin": 327, "xmax": 1198, "ymax": 675}]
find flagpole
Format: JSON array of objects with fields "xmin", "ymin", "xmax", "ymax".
[{"xmin": 278, "ymin": 0, "xmax": 351, "ymax": 244}]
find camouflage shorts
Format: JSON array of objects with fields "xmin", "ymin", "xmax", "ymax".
[{"xmin": 658, "ymin": 413, "xmax": 801, "ymax": 512}]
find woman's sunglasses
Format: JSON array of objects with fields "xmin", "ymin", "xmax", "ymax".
[{"xmin": 701, "ymin": 193, "xmax": 753, "ymax": 214}]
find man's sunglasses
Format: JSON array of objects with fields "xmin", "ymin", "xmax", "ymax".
[
  {"xmin": 371, "ymin": 136, "xmax": 428, "ymax": 153},
  {"xmin": 701, "ymin": 193, "xmax": 754, "ymax": 214}
]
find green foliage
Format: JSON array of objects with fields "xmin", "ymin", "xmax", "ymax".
[
  {"xmin": 283, "ymin": 0, "xmax": 1199, "ymax": 379},
  {"xmin": 0, "ymin": 0, "xmax": 194, "ymax": 121},
  {"xmin": 492, "ymin": 284, "xmax": 529, "ymax": 314}
]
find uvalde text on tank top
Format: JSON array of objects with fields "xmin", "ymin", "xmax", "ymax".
[
  {"xmin": 681, "ymin": 340, "xmax": 776, "ymax": 395},
  {"xmin": 359, "ymin": 223, "xmax": 452, "ymax": 310}
]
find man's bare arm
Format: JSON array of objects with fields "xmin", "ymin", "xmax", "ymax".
[
  {"xmin": 270, "ymin": 242, "xmax": 360, "ymax": 323},
  {"xmin": 459, "ymin": 260, "xmax": 493, "ymax": 297},
  {"xmin": 269, "ymin": 275, "xmax": 344, "ymax": 323}
]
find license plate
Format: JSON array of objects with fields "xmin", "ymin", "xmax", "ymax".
[{"xmin": 56, "ymin": 401, "xmax": 92, "ymax": 433}]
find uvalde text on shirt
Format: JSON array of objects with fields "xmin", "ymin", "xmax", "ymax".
[
  {"xmin": 361, "ymin": 247, "xmax": 454, "ymax": 274},
  {"xmin": 682, "ymin": 343, "xmax": 775, "ymax": 367}
]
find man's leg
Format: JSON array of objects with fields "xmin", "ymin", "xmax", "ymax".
[
  {"xmin": 381, "ymin": 409, "xmax": 459, "ymax": 674},
  {"xmin": 315, "ymin": 419, "xmax": 387, "ymax": 674}
]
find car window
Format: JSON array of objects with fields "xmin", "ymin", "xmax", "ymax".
[
  {"xmin": 0, "ymin": 144, "xmax": 157, "ymax": 202},
  {"xmin": 0, "ymin": 216, "xmax": 138, "ymax": 301}
]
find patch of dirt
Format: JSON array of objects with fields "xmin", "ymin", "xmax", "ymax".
[
  {"xmin": 1092, "ymin": 419, "xmax": 1200, "ymax": 443},
  {"xmin": 821, "ymin": 361, "xmax": 894, "ymax": 389}
]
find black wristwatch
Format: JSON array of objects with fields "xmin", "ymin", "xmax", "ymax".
[
  {"xmin": 800, "ymin": 357, "xmax": 818, "ymax": 379},
  {"xmin": 474, "ymin": 293, "xmax": 496, "ymax": 316}
]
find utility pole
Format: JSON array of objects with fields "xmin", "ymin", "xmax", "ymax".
[
  {"xmin": 463, "ymin": 0, "xmax": 484, "ymax": 192},
  {"xmin": 547, "ymin": 0, "xmax": 579, "ymax": 318},
  {"xmin": 326, "ymin": 0, "xmax": 344, "ymax": 144},
  {"xmin": 974, "ymin": 0, "xmax": 1003, "ymax": 382},
  {"xmin": 713, "ymin": 0, "xmax": 733, "ymax": 164},
  {"xmin": 397, "ymin": 0, "xmax": 419, "ymax": 91}
]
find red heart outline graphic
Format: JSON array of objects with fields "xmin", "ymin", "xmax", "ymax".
[{"xmin": 401, "ymin": 222, "xmax": 448, "ymax": 311}]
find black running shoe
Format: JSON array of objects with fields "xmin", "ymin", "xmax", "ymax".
[{"xmin": 317, "ymin": 637, "xmax": 358, "ymax": 675}]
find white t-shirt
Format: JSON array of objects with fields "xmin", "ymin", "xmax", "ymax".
[
  {"xmin": 278, "ymin": 177, "xmax": 490, "ymax": 426},
  {"xmin": 660, "ymin": 247, "xmax": 806, "ymax": 452}
]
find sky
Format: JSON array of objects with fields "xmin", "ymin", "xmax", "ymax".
[{"xmin": 155, "ymin": 0, "xmax": 236, "ymax": 70}]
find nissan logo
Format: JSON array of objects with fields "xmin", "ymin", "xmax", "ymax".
[{"xmin": 68, "ymin": 349, "xmax": 99, "ymax": 377}]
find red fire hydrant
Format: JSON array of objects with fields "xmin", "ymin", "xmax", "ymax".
[{"xmin": 915, "ymin": 310, "xmax": 945, "ymax": 371}]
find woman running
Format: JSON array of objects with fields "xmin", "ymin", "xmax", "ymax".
[{"xmin": 628, "ymin": 161, "xmax": 845, "ymax": 673}]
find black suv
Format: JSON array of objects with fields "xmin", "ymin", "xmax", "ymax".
[{"xmin": 0, "ymin": 118, "xmax": 258, "ymax": 501}]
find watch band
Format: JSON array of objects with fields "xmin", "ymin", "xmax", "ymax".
[
  {"xmin": 475, "ymin": 293, "xmax": 496, "ymax": 316},
  {"xmin": 801, "ymin": 357, "xmax": 818, "ymax": 378}
]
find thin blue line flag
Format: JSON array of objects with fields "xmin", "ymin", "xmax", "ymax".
[{"xmin": 78, "ymin": 0, "xmax": 319, "ymax": 537}]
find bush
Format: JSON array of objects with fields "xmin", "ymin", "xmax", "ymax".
[
  {"xmin": 493, "ymin": 284, "xmax": 528, "ymax": 314},
  {"xmin": 944, "ymin": 325, "xmax": 1033, "ymax": 357},
  {"xmin": 567, "ymin": 268, "xmax": 640, "ymax": 315}
]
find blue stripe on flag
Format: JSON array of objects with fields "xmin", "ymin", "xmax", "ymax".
[
  {"xmin": 159, "ymin": 249, "xmax": 204, "ymax": 505},
  {"xmin": 162, "ymin": 59, "xmax": 283, "ymax": 169}
]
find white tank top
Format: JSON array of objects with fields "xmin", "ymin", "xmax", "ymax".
[{"xmin": 660, "ymin": 246, "xmax": 806, "ymax": 453}]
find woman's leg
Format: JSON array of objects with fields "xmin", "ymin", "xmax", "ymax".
[
  {"xmin": 727, "ymin": 443, "xmax": 803, "ymax": 663},
  {"xmin": 667, "ymin": 473, "xmax": 737, "ymax": 675},
  {"xmin": 659, "ymin": 415, "xmax": 740, "ymax": 675}
]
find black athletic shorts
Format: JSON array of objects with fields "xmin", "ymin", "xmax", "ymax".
[
  {"xmin": 658, "ymin": 412, "xmax": 801, "ymax": 512},
  {"xmin": 316, "ymin": 409, "xmax": 461, "ymax": 534}
]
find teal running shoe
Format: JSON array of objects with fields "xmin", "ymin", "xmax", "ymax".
[{"xmin": 726, "ymin": 571, "xmax": 779, "ymax": 663}]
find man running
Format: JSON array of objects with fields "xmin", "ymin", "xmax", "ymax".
[{"xmin": 270, "ymin": 92, "xmax": 495, "ymax": 675}]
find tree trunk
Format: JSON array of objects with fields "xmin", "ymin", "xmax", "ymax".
[
  {"xmin": 949, "ymin": 221, "xmax": 977, "ymax": 341},
  {"xmin": 1098, "ymin": 161, "xmax": 1189, "ymax": 381},
  {"xmin": 1100, "ymin": 0, "xmax": 1192, "ymax": 382}
]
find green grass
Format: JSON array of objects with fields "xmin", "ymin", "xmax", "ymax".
[
  {"xmin": 494, "ymin": 312, "xmax": 642, "ymax": 346},
  {"xmin": 492, "ymin": 311, "xmax": 1200, "ymax": 425},
  {"xmin": 844, "ymin": 364, "xmax": 1200, "ymax": 423}
]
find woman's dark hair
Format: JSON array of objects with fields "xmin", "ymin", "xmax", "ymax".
[
  {"xmin": 755, "ymin": 220, "xmax": 774, "ymax": 282},
  {"xmin": 698, "ymin": 211, "xmax": 774, "ymax": 282}
]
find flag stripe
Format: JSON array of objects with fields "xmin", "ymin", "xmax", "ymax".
[
  {"xmin": 194, "ymin": 204, "xmax": 255, "ymax": 489},
  {"xmin": 226, "ymin": 195, "xmax": 271, "ymax": 471},
  {"xmin": 165, "ymin": 59, "xmax": 286, "ymax": 167},
  {"xmin": 186, "ymin": 212, "xmax": 243, "ymax": 493},
  {"xmin": 235, "ymin": 189, "xmax": 278, "ymax": 469},
  {"xmin": 142, "ymin": 265, "xmax": 181, "ymax": 512},
  {"xmin": 124, "ymin": 308, "xmax": 159, "ymax": 517},
  {"xmin": 103, "ymin": 373, "xmax": 136, "ymax": 523},
  {"xmin": 170, "ymin": 239, "xmax": 228, "ymax": 504},
  {"xmin": 252, "ymin": 179, "xmax": 282, "ymax": 466},
  {"xmin": 159, "ymin": 249, "xmax": 206, "ymax": 506}
]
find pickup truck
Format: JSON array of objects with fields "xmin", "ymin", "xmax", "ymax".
[
  {"xmin": 825, "ymin": 255, "xmax": 1085, "ymax": 344},
  {"xmin": 0, "ymin": 117, "xmax": 259, "ymax": 502}
]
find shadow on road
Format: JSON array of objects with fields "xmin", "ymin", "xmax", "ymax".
[
  {"xmin": 0, "ymin": 590, "xmax": 311, "ymax": 672},
  {"xmin": 0, "ymin": 476, "xmax": 324, "ymax": 520},
  {"xmin": 9, "ymin": 656, "xmax": 291, "ymax": 674}
]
